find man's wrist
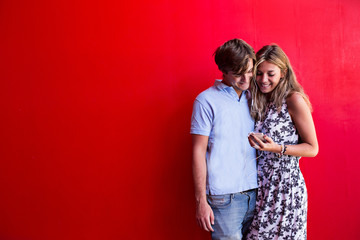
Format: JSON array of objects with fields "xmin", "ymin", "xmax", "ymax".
[{"xmin": 195, "ymin": 195, "xmax": 207, "ymax": 206}]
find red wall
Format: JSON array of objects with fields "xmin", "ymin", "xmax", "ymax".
[{"xmin": 1, "ymin": 0, "xmax": 359, "ymax": 239}]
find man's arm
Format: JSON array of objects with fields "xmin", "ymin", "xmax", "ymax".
[{"xmin": 192, "ymin": 134, "xmax": 214, "ymax": 232}]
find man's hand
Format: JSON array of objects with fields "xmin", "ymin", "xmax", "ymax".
[{"xmin": 196, "ymin": 199, "xmax": 214, "ymax": 232}]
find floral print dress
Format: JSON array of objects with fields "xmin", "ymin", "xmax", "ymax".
[{"xmin": 246, "ymin": 100, "xmax": 307, "ymax": 240}]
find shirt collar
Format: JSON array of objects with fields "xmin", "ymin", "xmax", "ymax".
[
  {"xmin": 214, "ymin": 79, "xmax": 231, "ymax": 91},
  {"xmin": 214, "ymin": 79, "xmax": 250, "ymax": 100}
]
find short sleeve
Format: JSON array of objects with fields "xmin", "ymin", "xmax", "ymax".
[{"xmin": 190, "ymin": 99, "xmax": 213, "ymax": 136}]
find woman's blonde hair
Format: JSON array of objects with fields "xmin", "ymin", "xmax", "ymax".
[{"xmin": 250, "ymin": 44, "xmax": 312, "ymax": 121}]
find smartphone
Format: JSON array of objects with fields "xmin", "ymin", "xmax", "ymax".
[{"xmin": 249, "ymin": 132, "xmax": 266, "ymax": 145}]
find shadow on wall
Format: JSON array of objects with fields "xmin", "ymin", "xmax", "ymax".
[{"xmin": 151, "ymin": 81, "xmax": 211, "ymax": 239}]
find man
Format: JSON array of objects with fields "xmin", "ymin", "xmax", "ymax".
[{"xmin": 190, "ymin": 39, "xmax": 257, "ymax": 239}]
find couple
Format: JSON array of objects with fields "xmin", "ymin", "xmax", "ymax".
[{"xmin": 190, "ymin": 39, "xmax": 318, "ymax": 240}]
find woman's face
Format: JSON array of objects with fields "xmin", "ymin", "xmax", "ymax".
[{"xmin": 256, "ymin": 61, "xmax": 283, "ymax": 94}]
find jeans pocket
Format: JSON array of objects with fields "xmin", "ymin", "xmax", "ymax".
[{"xmin": 207, "ymin": 194, "xmax": 232, "ymax": 208}]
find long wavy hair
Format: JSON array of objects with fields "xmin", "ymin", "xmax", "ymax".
[{"xmin": 250, "ymin": 44, "xmax": 312, "ymax": 121}]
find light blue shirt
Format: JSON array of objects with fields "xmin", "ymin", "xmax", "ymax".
[{"xmin": 191, "ymin": 80, "xmax": 257, "ymax": 195}]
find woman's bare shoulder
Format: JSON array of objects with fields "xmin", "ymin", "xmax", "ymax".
[{"xmin": 286, "ymin": 92, "xmax": 310, "ymax": 114}]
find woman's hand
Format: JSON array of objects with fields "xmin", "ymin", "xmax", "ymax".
[{"xmin": 248, "ymin": 133, "xmax": 281, "ymax": 154}]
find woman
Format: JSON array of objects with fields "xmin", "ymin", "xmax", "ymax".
[{"xmin": 246, "ymin": 44, "xmax": 318, "ymax": 239}]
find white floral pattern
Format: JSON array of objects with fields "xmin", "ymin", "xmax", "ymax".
[{"xmin": 246, "ymin": 100, "xmax": 307, "ymax": 240}]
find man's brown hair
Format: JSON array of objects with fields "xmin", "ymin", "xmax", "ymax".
[{"xmin": 214, "ymin": 39, "xmax": 255, "ymax": 75}]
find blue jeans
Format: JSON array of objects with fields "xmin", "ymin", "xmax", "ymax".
[{"xmin": 207, "ymin": 189, "xmax": 257, "ymax": 240}]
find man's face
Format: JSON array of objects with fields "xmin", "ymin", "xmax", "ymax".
[{"xmin": 222, "ymin": 60, "xmax": 254, "ymax": 96}]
